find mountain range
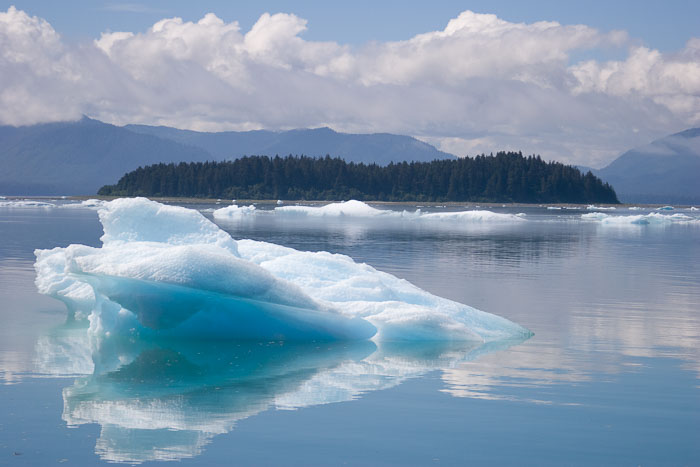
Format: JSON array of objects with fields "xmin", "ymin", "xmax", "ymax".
[
  {"xmin": 0, "ymin": 118, "xmax": 452, "ymax": 195},
  {"xmin": 0, "ymin": 117, "xmax": 697, "ymax": 203},
  {"xmin": 590, "ymin": 128, "xmax": 700, "ymax": 204}
]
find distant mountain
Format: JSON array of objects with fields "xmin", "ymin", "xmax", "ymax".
[
  {"xmin": 124, "ymin": 125, "xmax": 454, "ymax": 166},
  {"xmin": 0, "ymin": 118, "xmax": 455, "ymax": 195},
  {"xmin": 0, "ymin": 118, "xmax": 210, "ymax": 195},
  {"xmin": 595, "ymin": 128, "xmax": 700, "ymax": 204}
]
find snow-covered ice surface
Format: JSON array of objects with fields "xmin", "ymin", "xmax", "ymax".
[{"xmin": 35, "ymin": 198, "xmax": 531, "ymax": 346}]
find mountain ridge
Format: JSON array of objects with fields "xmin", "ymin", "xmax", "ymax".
[
  {"xmin": 124, "ymin": 123, "xmax": 454, "ymax": 166},
  {"xmin": 594, "ymin": 127, "xmax": 700, "ymax": 204},
  {"xmin": 0, "ymin": 118, "xmax": 455, "ymax": 195}
]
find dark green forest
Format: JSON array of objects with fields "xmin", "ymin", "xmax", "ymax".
[{"xmin": 98, "ymin": 152, "xmax": 619, "ymax": 203}]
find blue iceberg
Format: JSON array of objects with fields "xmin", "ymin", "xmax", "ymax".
[{"xmin": 35, "ymin": 198, "xmax": 531, "ymax": 342}]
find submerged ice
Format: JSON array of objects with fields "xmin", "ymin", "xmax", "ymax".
[{"xmin": 35, "ymin": 198, "xmax": 530, "ymax": 343}]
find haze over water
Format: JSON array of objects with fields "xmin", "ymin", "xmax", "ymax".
[{"xmin": 1, "ymin": 201, "xmax": 699, "ymax": 465}]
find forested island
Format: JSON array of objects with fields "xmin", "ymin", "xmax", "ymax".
[{"xmin": 99, "ymin": 152, "xmax": 619, "ymax": 203}]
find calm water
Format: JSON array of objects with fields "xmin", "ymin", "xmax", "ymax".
[{"xmin": 1, "ymin": 201, "xmax": 699, "ymax": 466}]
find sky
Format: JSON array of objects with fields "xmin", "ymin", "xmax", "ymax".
[{"xmin": 1, "ymin": 1, "xmax": 699, "ymax": 168}]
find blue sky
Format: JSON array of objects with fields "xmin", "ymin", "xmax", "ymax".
[
  {"xmin": 4, "ymin": 0, "xmax": 698, "ymax": 51},
  {"xmin": 0, "ymin": 1, "xmax": 698, "ymax": 167}
]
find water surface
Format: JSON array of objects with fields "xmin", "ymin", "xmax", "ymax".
[{"xmin": 1, "ymin": 201, "xmax": 698, "ymax": 465}]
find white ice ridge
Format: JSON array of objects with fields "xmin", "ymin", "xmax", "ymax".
[
  {"xmin": 60, "ymin": 199, "xmax": 107, "ymax": 209},
  {"xmin": 0, "ymin": 200, "xmax": 55, "ymax": 208},
  {"xmin": 581, "ymin": 212, "xmax": 699, "ymax": 225},
  {"xmin": 214, "ymin": 199, "xmax": 526, "ymax": 222},
  {"xmin": 35, "ymin": 198, "xmax": 530, "ymax": 342}
]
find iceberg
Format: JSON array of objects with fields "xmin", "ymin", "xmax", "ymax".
[
  {"xmin": 35, "ymin": 198, "xmax": 530, "ymax": 344},
  {"xmin": 274, "ymin": 200, "xmax": 393, "ymax": 217},
  {"xmin": 211, "ymin": 203, "xmax": 256, "ymax": 219},
  {"xmin": 419, "ymin": 210, "xmax": 525, "ymax": 222},
  {"xmin": 263, "ymin": 200, "xmax": 525, "ymax": 223},
  {"xmin": 0, "ymin": 199, "xmax": 55, "ymax": 208},
  {"xmin": 581, "ymin": 212, "xmax": 698, "ymax": 225},
  {"xmin": 586, "ymin": 204, "xmax": 616, "ymax": 211},
  {"xmin": 59, "ymin": 199, "xmax": 107, "ymax": 209}
]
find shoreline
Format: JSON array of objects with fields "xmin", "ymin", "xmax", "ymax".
[{"xmin": 1, "ymin": 195, "xmax": 692, "ymax": 209}]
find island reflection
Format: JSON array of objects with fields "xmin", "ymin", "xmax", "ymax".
[{"xmin": 38, "ymin": 324, "xmax": 526, "ymax": 463}]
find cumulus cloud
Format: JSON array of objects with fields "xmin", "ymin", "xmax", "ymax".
[
  {"xmin": 570, "ymin": 39, "xmax": 700, "ymax": 124},
  {"xmin": 0, "ymin": 6, "xmax": 698, "ymax": 167}
]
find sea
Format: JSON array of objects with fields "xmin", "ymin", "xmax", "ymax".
[{"xmin": 0, "ymin": 199, "xmax": 699, "ymax": 466}]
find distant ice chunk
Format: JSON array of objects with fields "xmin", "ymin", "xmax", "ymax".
[
  {"xmin": 546, "ymin": 206, "xmax": 562, "ymax": 210},
  {"xmin": 657, "ymin": 205, "xmax": 674, "ymax": 211},
  {"xmin": 691, "ymin": 206, "xmax": 699, "ymax": 211},
  {"xmin": 581, "ymin": 212, "xmax": 697, "ymax": 225},
  {"xmin": 60, "ymin": 199, "xmax": 107, "ymax": 209},
  {"xmin": 628, "ymin": 206, "xmax": 642, "ymax": 210},
  {"xmin": 418, "ymin": 210, "xmax": 525, "ymax": 222},
  {"xmin": 586, "ymin": 204, "xmax": 616, "ymax": 211},
  {"xmin": 0, "ymin": 200, "xmax": 55, "ymax": 208},
  {"xmin": 274, "ymin": 200, "xmax": 525, "ymax": 223},
  {"xmin": 275, "ymin": 200, "xmax": 391, "ymax": 218},
  {"xmin": 34, "ymin": 198, "xmax": 530, "ymax": 343},
  {"xmin": 212, "ymin": 204, "xmax": 256, "ymax": 219}
]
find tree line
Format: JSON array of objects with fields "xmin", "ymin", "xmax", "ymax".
[{"xmin": 98, "ymin": 152, "xmax": 619, "ymax": 203}]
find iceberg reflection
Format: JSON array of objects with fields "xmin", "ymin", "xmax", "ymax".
[{"xmin": 38, "ymin": 325, "xmax": 527, "ymax": 463}]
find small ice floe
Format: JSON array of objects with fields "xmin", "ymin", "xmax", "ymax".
[
  {"xmin": 581, "ymin": 212, "xmax": 697, "ymax": 225},
  {"xmin": 212, "ymin": 204, "xmax": 257, "ymax": 219},
  {"xmin": 0, "ymin": 200, "xmax": 55, "ymax": 208},
  {"xmin": 60, "ymin": 199, "xmax": 106, "ymax": 210}
]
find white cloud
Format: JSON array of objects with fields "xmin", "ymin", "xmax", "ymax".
[
  {"xmin": 570, "ymin": 39, "xmax": 700, "ymax": 124},
  {"xmin": 0, "ymin": 7, "xmax": 698, "ymax": 167}
]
